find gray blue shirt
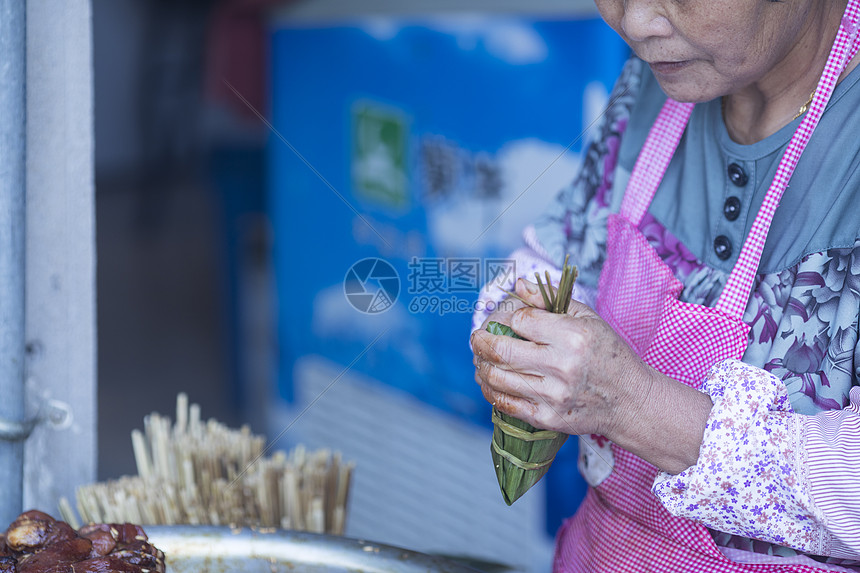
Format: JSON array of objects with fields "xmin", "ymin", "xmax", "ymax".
[{"xmin": 532, "ymin": 55, "xmax": 860, "ymax": 562}]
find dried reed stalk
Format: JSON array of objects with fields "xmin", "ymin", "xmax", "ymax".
[{"xmin": 62, "ymin": 394, "xmax": 353, "ymax": 535}]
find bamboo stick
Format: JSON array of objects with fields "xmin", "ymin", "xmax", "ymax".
[{"xmin": 70, "ymin": 394, "xmax": 352, "ymax": 534}]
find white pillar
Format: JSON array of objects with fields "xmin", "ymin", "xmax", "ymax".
[
  {"xmin": 23, "ymin": 0, "xmax": 97, "ymax": 514},
  {"xmin": 0, "ymin": 0, "xmax": 28, "ymax": 527}
]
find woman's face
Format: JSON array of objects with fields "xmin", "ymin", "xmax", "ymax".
[{"xmin": 594, "ymin": 0, "xmax": 815, "ymax": 102}]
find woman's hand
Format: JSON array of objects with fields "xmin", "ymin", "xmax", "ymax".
[
  {"xmin": 471, "ymin": 277, "xmax": 646, "ymax": 438},
  {"xmin": 470, "ymin": 277, "xmax": 714, "ymax": 474},
  {"xmin": 476, "ymin": 287, "xmax": 527, "ymax": 334}
]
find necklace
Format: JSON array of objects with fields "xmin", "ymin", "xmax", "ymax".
[
  {"xmin": 721, "ymin": 89, "xmax": 818, "ymax": 122},
  {"xmin": 792, "ymin": 89, "xmax": 817, "ymax": 120}
]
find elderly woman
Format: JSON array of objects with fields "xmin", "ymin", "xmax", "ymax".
[{"xmin": 471, "ymin": 0, "xmax": 860, "ymax": 571}]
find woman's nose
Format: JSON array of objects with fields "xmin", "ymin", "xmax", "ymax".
[{"xmin": 621, "ymin": 0, "xmax": 672, "ymax": 43}]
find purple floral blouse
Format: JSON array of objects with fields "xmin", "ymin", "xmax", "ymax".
[{"xmin": 474, "ymin": 56, "xmax": 860, "ymax": 568}]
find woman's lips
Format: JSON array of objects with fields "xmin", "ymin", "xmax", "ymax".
[{"xmin": 649, "ymin": 60, "xmax": 693, "ymax": 74}]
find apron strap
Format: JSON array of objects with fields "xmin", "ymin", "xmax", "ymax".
[
  {"xmin": 716, "ymin": 0, "xmax": 860, "ymax": 317},
  {"xmin": 618, "ymin": 99, "xmax": 694, "ymax": 225},
  {"xmin": 620, "ymin": 0, "xmax": 860, "ymax": 319}
]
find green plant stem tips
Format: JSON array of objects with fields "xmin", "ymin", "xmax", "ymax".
[{"xmin": 488, "ymin": 256, "xmax": 578, "ymax": 505}]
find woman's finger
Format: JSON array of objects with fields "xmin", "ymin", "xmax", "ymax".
[
  {"xmin": 477, "ymin": 369, "xmax": 577, "ymax": 433},
  {"xmin": 479, "ymin": 295, "xmax": 525, "ymax": 331},
  {"xmin": 514, "ymin": 278, "xmax": 548, "ymax": 310},
  {"xmin": 479, "ymin": 384, "xmax": 539, "ymax": 423},
  {"xmin": 507, "ymin": 306, "xmax": 573, "ymax": 345},
  {"xmin": 475, "ymin": 364, "xmax": 540, "ymax": 419},
  {"xmin": 471, "ymin": 328, "xmax": 549, "ymax": 376},
  {"xmin": 475, "ymin": 354, "xmax": 548, "ymax": 400}
]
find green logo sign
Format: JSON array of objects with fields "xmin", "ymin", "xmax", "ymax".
[{"xmin": 352, "ymin": 102, "xmax": 409, "ymax": 209}]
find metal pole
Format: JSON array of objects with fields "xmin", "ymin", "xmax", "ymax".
[{"xmin": 0, "ymin": 0, "xmax": 27, "ymax": 525}]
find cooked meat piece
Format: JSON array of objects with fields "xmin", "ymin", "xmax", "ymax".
[
  {"xmin": 68, "ymin": 527, "xmax": 100, "ymax": 540},
  {"xmin": 5, "ymin": 512, "xmax": 52, "ymax": 553},
  {"xmin": 5, "ymin": 513, "xmax": 77, "ymax": 555},
  {"xmin": 40, "ymin": 524, "xmax": 76, "ymax": 550},
  {"xmin": 79, "ymin": 522, "xmax": 163, "ymax": 569},
  {"xmin": 109, "ymin": 547, "xmax": 158, "ymax": 570},
  {"xmin": 0, "ymin": 555, "xmax": 16, "ymax": 573},
  {"xmin": 0, "ymin": 533, "xmax": 12, "ymax": 557},
  {"xmin": 76, "ymin": 529, "xmax": 114, "ymax": 559},
  {"xmin": 15, "ymin": 537, "xmax": 91, "ymax": 573},
  {"xmin": 8, "ymin": 513, "xmax": 52, "ymax": 527},
  {"xmin": 70, "ymin": 527, "xmax": 104, "ymax": 542},
  {"xmin": 108, "ymin": 525, "xmax": 145, "ymax": 547},
  {"xmin": 2, "ymin": 512, "xmax": 164, "ymax": 573},
  {"xmin": 69, "ymin": 556, "xmax": 140, "ymax": 573}
]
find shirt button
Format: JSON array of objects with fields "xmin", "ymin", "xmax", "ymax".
[
  {"xmin": 714, "ymin": 235, "xmax": 733, "ymax": 260},
  {"xmin": 723, "ymin": 196, "xmax": 741, "ymax": 221},
  {"xmin": 728, "ymin": 163, "xmax": 748, "ymax": 187}
]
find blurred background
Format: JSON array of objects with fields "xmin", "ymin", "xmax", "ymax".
[{"xmin": 91, "ymin": 0, "xmax": 628, "ymax": 570}]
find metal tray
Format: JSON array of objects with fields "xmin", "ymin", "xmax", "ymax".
[{"xmin": 145, "ymin": 526, "xmax": 484, "ymax": 573}]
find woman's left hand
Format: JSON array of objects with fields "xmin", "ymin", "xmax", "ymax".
[
  {"xmin": 470, "ymin": 277, "xmax": 649, "ymax": 439},
  {"xmin": 469, "ymin": 277, "xmax": 714, "ymax": 474}
]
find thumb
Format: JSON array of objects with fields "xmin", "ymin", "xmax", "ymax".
[{"xmin": 514, "ymin": 278, "xmax": 547, "ymax": 310}]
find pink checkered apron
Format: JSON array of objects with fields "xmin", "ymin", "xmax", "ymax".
[{"xmin": 553, "ymin": 5, "xmax": 860, "ymax": 572}]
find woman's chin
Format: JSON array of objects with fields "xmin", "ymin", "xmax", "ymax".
[
  {"xmin": 648, "ymin": 63, "xmax": 722, "ymax": 103},
  {"xmin": 653, "ymin": 79, "xmax": 720, "ymax": 104}
]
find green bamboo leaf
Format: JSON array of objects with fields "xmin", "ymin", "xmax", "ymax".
[
  {"xmin": 486, "ymin": 321, "xmax": 568, "ymax": 505},
  {"xmin": 486, "ymin": 259, "xmax": 578, "ymax": 505},
  {"xmin": 486, "ymin": 321, "xmax": 522, "ymax": 339}
]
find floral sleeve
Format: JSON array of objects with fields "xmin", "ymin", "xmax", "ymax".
[
  {"xmin": 652, "ymin": 358, "xmax": 860, "ymax": 560},
  {"xmin": 469, "ymin": 238, "xmax": 563, "ymax": 333}
]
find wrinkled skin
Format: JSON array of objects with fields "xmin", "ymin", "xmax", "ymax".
[
  {"xmin": 592, "ymin": 0, "xmax": 857, "ymax": 143},
  {"xmin": 472, "ymin": 279, "xmax": 646, "ymax": 437},
  {"xmin": 471, "ymin": 278, "xmax": 713, "ymax": 474}
]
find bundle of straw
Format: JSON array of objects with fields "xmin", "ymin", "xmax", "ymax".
[
  {"xmin": 489, "ymin": 256, "xmax": 578, "ymax": 505},
  {"xmin": 61, "ymin": 394, "xmax": 353, "ymax": 535}
]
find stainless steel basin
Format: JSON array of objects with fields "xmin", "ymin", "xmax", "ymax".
[{"xmin": 145, "ymin": 526, "xmax": 484, "ymax": 573}]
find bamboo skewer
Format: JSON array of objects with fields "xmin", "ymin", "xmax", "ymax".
[{"xmin": 66, "ymin": 394, "xmax": 354, "ymax": 535}]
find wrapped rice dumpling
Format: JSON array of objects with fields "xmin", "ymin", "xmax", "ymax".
[{"xmin": 488, "ymin": 258, "xmax": 577, "ymax": 505}]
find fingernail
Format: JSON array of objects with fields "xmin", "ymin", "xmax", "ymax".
[{"xmin": 520, "ymin": 278, "xmax": 537, "ymax": 295}]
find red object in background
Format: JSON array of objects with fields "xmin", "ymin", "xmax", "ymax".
[{"xmin": 205, "ymin": 0, "xmax": 295, "ymax": 119}]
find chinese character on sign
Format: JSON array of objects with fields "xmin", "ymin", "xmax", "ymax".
[
  {"xmin": 484, "ymin": 259, "xmax": 517, "ymax": 292},
  {"xmin": 407, "ymin": 257, "xmax": 446, "ymax": 294},
  {"xmin": 474, "ymin": 153, "xmax": 502, "ymax": 200},
  {"xmin": 420, "ymin": 137, "xmax": 460, "ymax": 202},
  {"xmin": 447, "ymin": 258, "xmax": 481, "ymax": 292}
]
